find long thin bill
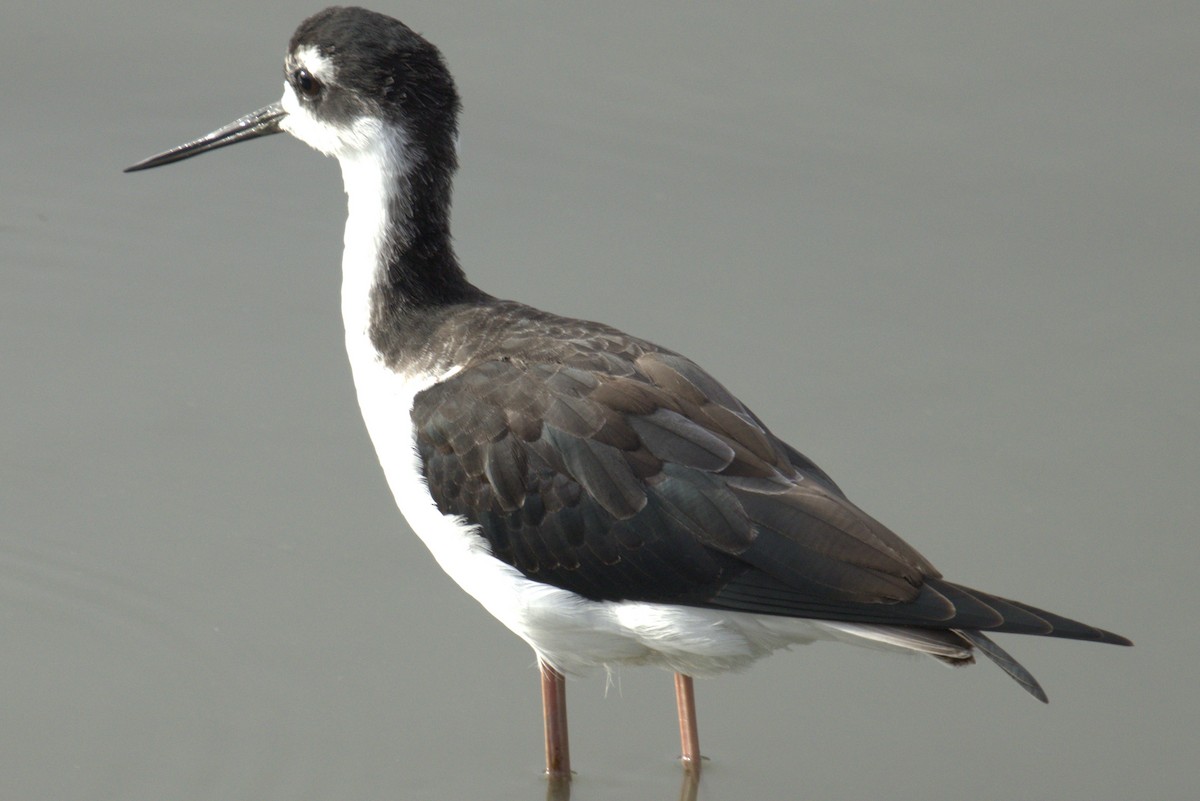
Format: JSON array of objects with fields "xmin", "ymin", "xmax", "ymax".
[{"xmin": 124, "ymin": 103, "xmax": 287, "ymax": 173}]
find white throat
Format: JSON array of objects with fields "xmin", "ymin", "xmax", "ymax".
[
  {"xmin": 277, "ymin": 77, "xmax": 416, "ymax": 348},
  {"xmin": 338, "ymin": 143, "xmax": 408, "ymax": 346}
]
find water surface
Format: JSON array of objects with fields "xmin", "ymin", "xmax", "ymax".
[{"xmin": 2, "ymin": 2, "xmax": 1196, "ymax": 799}]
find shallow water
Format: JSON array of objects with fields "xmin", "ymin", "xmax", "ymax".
[{"xmin": 2, "ymin": 2, "xmax": 1197, "ymax": 799}]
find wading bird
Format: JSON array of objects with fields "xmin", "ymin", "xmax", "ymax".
[{"xmin": 127, "ymin": 6, "xmax": 1131, "ymax": 779}]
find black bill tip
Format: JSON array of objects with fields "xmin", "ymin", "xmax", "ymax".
[{"xmin": 125, "ymin": 103, "xmax": 287, "ymax": 173}]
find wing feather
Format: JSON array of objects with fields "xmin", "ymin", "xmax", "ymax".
[{"xmin": 409, "ymin": 309, "xmax": 1128, "ymax": 660}]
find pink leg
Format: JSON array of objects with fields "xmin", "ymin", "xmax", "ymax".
[
  {"xmin": 674, "ymin": 672, "xmax": 701, "ymax": 770},
  {"xmin": 540, "ymin": 661, "xmax": 571, "ymax": 779}
]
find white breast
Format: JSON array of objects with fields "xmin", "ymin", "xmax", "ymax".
[
  {"xmin": 333, "ymin": 138, "xmax": 964, "ymax": 679},
  {"xmin": 341, "ymin": 320, "xmax": 959, "ymax": 676}
]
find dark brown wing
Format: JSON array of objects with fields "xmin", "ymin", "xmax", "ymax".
[{"xmin": 412, "ymin": 332, "xmax": 1128, "ymax": 646}]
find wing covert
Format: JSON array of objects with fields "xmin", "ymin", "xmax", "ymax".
[{"xmin": 411, "ymin": 347, "xmax": 947, "ymax": 615}]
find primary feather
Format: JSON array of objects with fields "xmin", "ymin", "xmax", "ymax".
[{"xmin": 406, "ymin": 301, "xmax": 1129, "ymax": 697}]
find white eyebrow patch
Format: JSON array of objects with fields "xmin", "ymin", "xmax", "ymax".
[
  {"xmin": 292, "ymin": 44, "xmax": 335, "ymax": 83},
  {"xmin": 280, "ymin": 44, "xmax": 365, "ymax": 158}
]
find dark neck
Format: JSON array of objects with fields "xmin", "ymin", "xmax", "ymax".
[
  {"xmin": 339, "ymin": 138, "xmax": 489, "ymax": 367},
  {"xmin": 378, "ymin": 139, "xmax": 484, "ymax": 305}
]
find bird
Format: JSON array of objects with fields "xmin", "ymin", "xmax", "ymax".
[{"xmin": 126, "ymin": 6, "xmax": 1131, "ymax": 779}]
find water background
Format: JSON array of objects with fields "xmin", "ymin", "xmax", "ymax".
[{"xmin": 3, "ymin": 3, "xmax": 1196, "ymax": 799}]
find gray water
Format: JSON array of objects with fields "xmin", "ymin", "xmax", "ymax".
[{"xmin": 3, "ymin": 2, "xmax": 1196, "ymax": 799}]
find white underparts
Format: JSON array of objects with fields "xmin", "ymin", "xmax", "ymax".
[{"xmin": 328, "ymin": 119, "xmax": 971, "ymax": 679}]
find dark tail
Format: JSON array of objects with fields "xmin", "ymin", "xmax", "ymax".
[
  {"xmin": 930, "ymin": 578, "xmax": 1131, "ymax": 702},
  {"xmin": 957, "ymin": 629, "xmax": 1049, "ymax": 702},
  {"xmin": 931, "ymin": 579, "xmax": 1133, "ymax": 645}
]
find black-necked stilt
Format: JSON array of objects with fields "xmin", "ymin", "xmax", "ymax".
[{"xmin": 127, "ymin": 6, "xmax": 1131, "ymax": 779}]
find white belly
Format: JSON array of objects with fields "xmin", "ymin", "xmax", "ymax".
[
  {"xmin": 341, "ymin": 336, "xmax": 964, "ymax": 677},
  {"xmin": 324, "ymin": 140, "xmax": 969, "ymax": 679}
]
